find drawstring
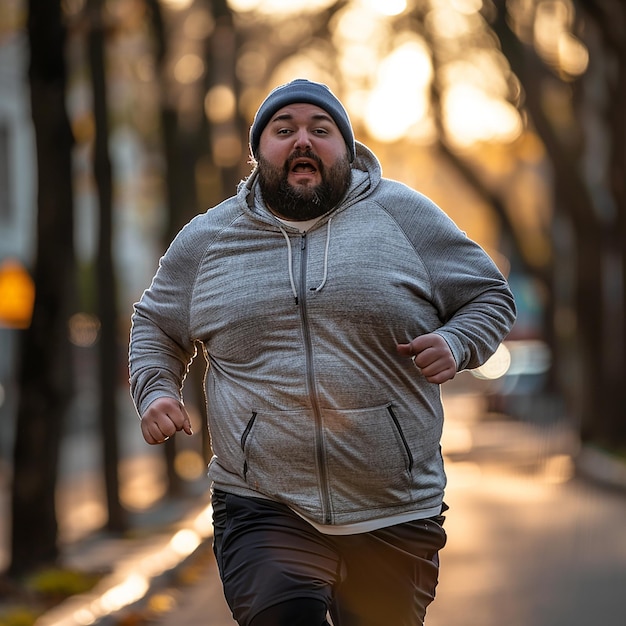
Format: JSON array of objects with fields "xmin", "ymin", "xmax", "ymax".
[
  {"xmin": 277, "ymin": 217, "xmax": 333, "ymax": 305},
  {"xmin": 278, "ymin": 225, "xmax": 299, "ymax": 305},
  {"xmin": 313, "ymin": 217, "xmax": 332, "ymax": 293}
]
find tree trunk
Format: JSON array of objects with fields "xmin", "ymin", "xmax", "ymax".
[
  {"xmin": 146, "ymin": 0, "xmax": 197, "ymax": 497},
  {"xmin": 9, "ymin": 0, "xmax": 75, "ymax": 576},
  {"xmin": 206, "ymin": 0, "xmax": 246, "ymax": 196},
  {"xmin": 571, "ymin": 1, "xmax": 626, "ymax": 446},
  {"xmin": 87, "ymin": 0, "xmax": 127, "ymax": 531},
  {"xmin": 492, "ymin": 4, "xmax": 619, "ymax": 444}
]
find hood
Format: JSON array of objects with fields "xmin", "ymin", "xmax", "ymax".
[
  {"xmin": 236, "ymin": 141, "xmax": 383, "ymax": 225},
  {"xmin": 234, "ymin": 141, "xmax": 384, "ymax": 305}
]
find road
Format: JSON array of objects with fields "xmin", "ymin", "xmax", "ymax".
[
  {"xmin": 129, "ymin": 390, "xmax": 626, "ymax": 626},
  {"xmin": 428, "ymin": 396, "xmax": 626, "ymax": 626}
]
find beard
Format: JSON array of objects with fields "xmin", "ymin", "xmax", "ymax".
[{"xmin": 257, "ymin": 148, "xmax": 352, "ymax": 221}]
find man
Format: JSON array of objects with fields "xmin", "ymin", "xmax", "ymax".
[{"xmin": 129, "ymin": 79, "xmax": 516, "ymax": 625}]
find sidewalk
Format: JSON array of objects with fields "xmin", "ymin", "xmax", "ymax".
[
  {"xmin": 0, "ymin": 444, "xmax": 216, "ymax": 626},
  {"xmin": 35, "ymin": 494, "xmax": 215, "ymax": 626},
  {"xmin": 10, "ymin": 389, "xmax": 626, "ymax": 626}
]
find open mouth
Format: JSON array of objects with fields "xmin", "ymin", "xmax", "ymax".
[{"xmin": 289, "ymin": 157, "xmax": 319, "ymax": 174}]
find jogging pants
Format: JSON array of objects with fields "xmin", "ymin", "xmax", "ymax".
[{"xmin": 212, "ymin": 490, "xmax": 447, "ymax": 626}]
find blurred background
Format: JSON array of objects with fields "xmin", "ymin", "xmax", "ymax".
[{"xmin": 0, "ymin": 0, "xmax": 625, "ymax": 623}]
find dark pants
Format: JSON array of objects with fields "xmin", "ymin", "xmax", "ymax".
[{"xmin": 212, "ymin": 490, "xmax": 447, "ymax": 626}]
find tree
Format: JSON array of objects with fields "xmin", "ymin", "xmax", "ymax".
[
  {"xmin": 9, "ymin": 0, "xmax": 76, "ymax": 575},
  {"xmin": 573, "ymin": 0, "xmax": 626, "ymax": 446},
  {"xmin": 86, "ymin": 0, "xmax": 127, "ymax": 532},
  {"xmin": 491, "ymin": 0, "xmax": 626, "ymax": 447},
  {"xmin": 145, "ymin": 0, "xmax": 248, "ymax": 482},
  {"xmin": 145, "ymin": 0, "xmax": 204, "ymax": 495}
]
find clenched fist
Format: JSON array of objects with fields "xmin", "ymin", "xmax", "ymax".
[
  {"xmin": 397, "ymin": 333, "xmax": 457, "ymax": 384},
  {"xmin": 140, "ymin": 397, "xmax": 193, "ymax": 445}
]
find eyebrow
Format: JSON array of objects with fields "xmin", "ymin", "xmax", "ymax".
[{"xmin": 270, "ymin": 112, "xmax": 335, "ymax": 124}]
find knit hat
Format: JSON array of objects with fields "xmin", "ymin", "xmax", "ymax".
[{"xmin": 249, "ymin": 79, "xmax": 356, "ymax": 162}]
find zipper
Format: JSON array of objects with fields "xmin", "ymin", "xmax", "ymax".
[
  {"xmin": 387, "ymin": 406, "xmax": 414, "ymax": 472},
  {"xmin": 240, "ymin": 411, "xmax": 258, "ymax": 481},
  {"xmin": 299, "ymin": 232, "xmax": 332, "ymax": 524}
]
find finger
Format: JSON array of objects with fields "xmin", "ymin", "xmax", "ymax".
[
  {"xmin": 178, "ymin": 403, "xmax": 192, "ymax": 434},
  {"xmin": 423, "ymin": 368, "xmax": 456, "ymax": 384},
  {"xmin": 141, "ymin": 419, "xmax": 169, "ymax": 445},
  {"xmin": 419, "ymin": 358, "xmax": 457, "ymax": 383},
  {"xmin": 398, "ymin": 334, "xmax": 437, "ymax": 358},
  {"xmin": 179, "ymin": 407, "xmax": 193, "ymax": 436},
  {"xmin": 154, "ymin": 414, "xmax": 177, "ymax": 439},
  {"xmin": 413, "ymin": 346, "xmax": 440, "ymax": 370},
  {"xmin": 168, "ymin": 404, "xmax": 193, "ymax": 436},
  {"xmin": 396, "ymin": 342, "xmax": 415, "ymax": 357}
]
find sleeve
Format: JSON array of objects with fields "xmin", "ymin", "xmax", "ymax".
[
  {"xmin": 128, "ymin": 225, "xmax": 200, "ymax": 417},
  {"xmin": 430, "ymin": 237, "xmax": 517, "ymax": 372},
  {"xmin": 396, "ymin": 189, "xmax": 517, "ymax": 371}
]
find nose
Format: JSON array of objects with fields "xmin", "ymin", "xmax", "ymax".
[{"xmin": 293, "ymin": 128, "xmax": 312, "ymax": 150}]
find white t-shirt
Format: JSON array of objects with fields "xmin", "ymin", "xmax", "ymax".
[{"xmin": 273, "ymin": 215, "xmax": 325, "ymax": 232}]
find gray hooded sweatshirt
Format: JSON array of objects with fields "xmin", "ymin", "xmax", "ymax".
[{"xmin": 129, "ymin": 142, "xmax": 516, "ymax": 528}]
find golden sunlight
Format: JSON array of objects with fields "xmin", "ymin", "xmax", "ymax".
[
  {"xmin": 472, "ymin": 343, "xmax": 512, "ymax": 380},
  {"xmin": 227, "ymin": 0, "xmax": 336, "ymax": 14},
  {"xmin": 339, "ymin": 44, "xmax": 380, "ymax": 81},
  {"xmin": 160, "ymin": 0, "xmax": 194, "ymax": 9},
  {"xmin": 450, "ymin": 0, "xmax": 483, "ymax": 14},
  {"xmin": 173, "ymin": 53, "xmax": 205, "ymax": 84},
  {"xmin": 533, "ymin": 0, "xmax": 588, "ymax": 77},
  {"xmin": 557, "ymin": 31, "xmax": 589, "ymax": 76},
  {"xmin": 226, "ymin": 0, "xmax": 259, "ymax": 10},
  {"xmin": 174, "ymin": 449, "xmax": 207, "ymax": 481},
  {"xmin": 333, "ymin": 5, "xmax": 388, "ymax": 45},
  {"xmin": 364, "ymin": 40, "xmax": 432, "ymax": 143},
  {"xmin": 426, "ymin": 3, "xmax": 474, "ymax": 40},
  {"xmin": 205, "ymin": 85, "xmax": 237, "ymax": 124},
  {"xmin": 69, "ymin": 313, "xmax": 101, "ymax": 347},
  {"xmin": 170, "ymin": 529, "xmax": 202, "ymax": 557},
  {"xmin": 100, "ymin": 575, "xmax": 150, "ymax": 613},
  {"xmin": 362, "ymin": 0, "xmax": 407, "ymax": 17},
  {"xmin": 444, "ymin": 83, "xmax": 523, "ymax": 146},
  {"xmin": 441, "ymin": 52, "xmax": 512, "ymax": 99}
]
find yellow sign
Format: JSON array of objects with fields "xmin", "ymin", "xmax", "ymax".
[{"xmin": 0, "ymin": 258, "xmax": 35, "ymax": 329}]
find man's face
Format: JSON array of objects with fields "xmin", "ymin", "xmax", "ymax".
[{"xmin": 257, "ymin": 103, "xmax": 351, "ymax": 220}]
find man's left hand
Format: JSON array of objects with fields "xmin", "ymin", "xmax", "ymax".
[{"xmin": 397, "ymin": 333, "xmax": 457, "ymax": 384}]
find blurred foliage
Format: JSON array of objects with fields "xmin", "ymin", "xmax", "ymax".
[
  {"xmin": 0, "ymin": 567, "xmax": 102, "ymax": 626},
  {"xmin": 26, "ymin": 567, "xmax": 102, "ymax": 598},
  {"xmin": 0, "ymin": 607, "xmax": 39, "ymax": 626}
]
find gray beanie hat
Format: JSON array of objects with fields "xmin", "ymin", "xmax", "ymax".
[{"xmin": 249, "ymin": 78, "xmax": 355, "ymax": 162}]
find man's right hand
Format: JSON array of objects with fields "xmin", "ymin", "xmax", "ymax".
[{"xmin": 140, "ymin": 397, "xmax": 193, "ymax": 445}]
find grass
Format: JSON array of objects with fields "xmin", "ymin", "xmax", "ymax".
[{"xmin": 0, "ymin": 567, "xmax": 103, "ymax": 626}]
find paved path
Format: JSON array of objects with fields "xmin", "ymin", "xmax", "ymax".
[
  {"xmin": 143, "ymin": 546, "xmax": 236, "ymax": 626},
  {"xmin": 125, "ymin": 391, "xmax": 626, "ymax": 626}
]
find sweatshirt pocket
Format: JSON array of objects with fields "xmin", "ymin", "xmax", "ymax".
[
  {"xmin": 240, "ymin": 408, "xmax": 319, "ymax": 505},
  {"xmin": 323, "ymin": 403, "xmax": 414, "ymax": 512}
]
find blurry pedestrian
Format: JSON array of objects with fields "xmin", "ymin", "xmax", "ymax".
[{"xmin": 129, "ymin": 78, "xmax": 516, "ymax": 626}]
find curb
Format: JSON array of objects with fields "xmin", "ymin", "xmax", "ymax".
[
  {"xmin": 575, "ymin": 445, "xmax": 626, "ymax": 492},
  {"xmin": 34, "ymin": 502, "xmax": 214, "ymax": 626}
]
